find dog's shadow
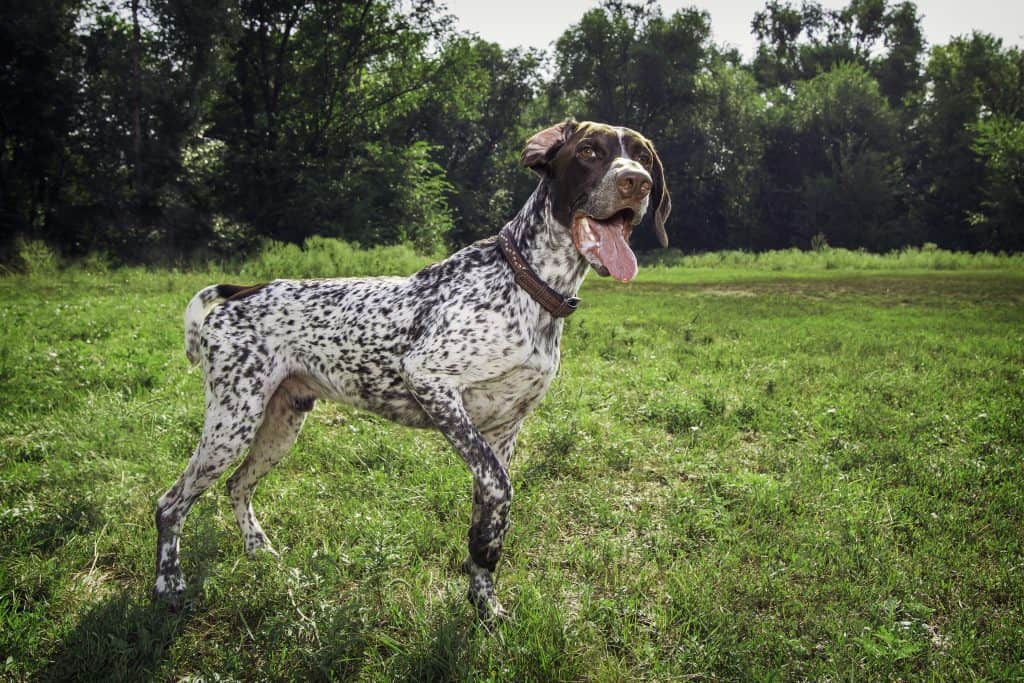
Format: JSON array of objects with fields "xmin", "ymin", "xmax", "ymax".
[
  {"xmin": 300, "ymin": 595, "xmax": 480, "ymax": 681},
  {"xmin": 44, "ymin": 505, "xmax": 480, "ymax": 681},
  {"xmin": 40, "ymin": 517, "xmax": 226, "ymax": 681},
  {"xmin": 45, "ymin": 586, "xmax": 481, "ymax": 681},
  {"xmin": 41, "ymin": 590, "xmax": 193, "ymax": 681}
]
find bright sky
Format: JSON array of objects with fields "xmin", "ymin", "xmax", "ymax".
[{"xmin": 441, "ymin": 0, "xmax": 1023, "ymax": 58}]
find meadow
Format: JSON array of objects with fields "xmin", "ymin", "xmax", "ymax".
[{"xmin": 1, "ymin": 241, "xmax": 1022, "ymax": 680}]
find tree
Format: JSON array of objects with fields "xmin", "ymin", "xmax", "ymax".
[
  {"xmin": 685, "ymin": 61, "xmax": 767, "ymax": 250},
  {"xmin": 751, "ymin": 0, "xmax": 923, "ymax": 100},
  {"xmin": 4, "ymin": 0, "xmax": 1021, "ymax": 261},
  {"xmin": 22, "ymin": 0, "xmax": 230, "ymax": 257},
  {"xmin": 969, "ymin": 116, "xmax": 1024, "ymax": 250},
  {"xmin": 0, "ymin": 0, "xmax": 82, "ymax": 256},
  {"xmin": 873, "ymin": 1, "xmax": 924, "ymax": 109},
  {"xmin": 758, "ymin": 63, "xmax": 909, "ymax": 249},
  {"xmin": 553, "ymin": 1, "xmax": 711, "ymax": 132},
  {"xmin": 398, "ymin": 37, "xmax": 545, "ymax": 244},
  {"xmin": 748, "ymin": 0, "xmax": 932, "ymax": 250},
  {"xmin": 207, "ymin": 0, "xmax": 453, "ymax": 249},
  {"xmin": 913, "ymin": 34, "xmax": 1024, "ymax": 249}
]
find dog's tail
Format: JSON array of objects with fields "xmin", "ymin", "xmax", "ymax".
[
  {"xmin": 184, "ymin": 283, "xmax": 270, "ymax": 365},
  {"xmin": 184, "ymin": 285, "xmax": 227, "ymax": 365}
]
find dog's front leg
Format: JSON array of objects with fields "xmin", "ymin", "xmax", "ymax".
[
  {"xmin": 401, "ymin": 366, "xmax": 512, "ymax": 622},
  {"xmin": 464, "ymin": 423, "xmax": 520, "ymax": 619}
]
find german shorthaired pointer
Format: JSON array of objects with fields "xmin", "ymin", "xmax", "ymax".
[{"xmin": 154, "ymin": 119, "xmax": 671, "ymax": 621}]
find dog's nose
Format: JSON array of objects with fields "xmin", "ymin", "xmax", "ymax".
[{"xmin": 616, "ymin": 169, "xmax": 652, "ymax": 199}]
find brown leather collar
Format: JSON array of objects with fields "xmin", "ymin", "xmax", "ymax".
[{"xmin": 497, "ymin": 226, "xmax": 580, "ymax": 318}]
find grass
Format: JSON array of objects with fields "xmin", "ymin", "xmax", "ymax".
[
  {"xmin": 643, "ymin": 243, "xmax": 1024, "ymax": 272},
  {"xmin": 1, "ymin": 243, "xmax": 1022, "ymax": 680}
]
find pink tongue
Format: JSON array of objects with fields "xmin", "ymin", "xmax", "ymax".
[{"xmin": 590, "ymin": 217, "xmax": 638, "ymax": 282}]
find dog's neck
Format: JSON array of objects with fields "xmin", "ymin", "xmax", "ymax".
[{"xmin": 503, "ymin": 180, "xmax": 591, "ymax": 299}]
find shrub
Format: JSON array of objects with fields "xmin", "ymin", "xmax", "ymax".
[
  {"xmin": 238, "ymin": 237, "xmax": 434, "ymax": 281},
  {"xmin": 12, "ymin": 239, "xmax": 60, "ymax": 275}
]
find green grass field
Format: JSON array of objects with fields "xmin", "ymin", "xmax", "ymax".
[{"xmin": 1, "ymin": 248, "xmax": 1022, "ymax": 680}]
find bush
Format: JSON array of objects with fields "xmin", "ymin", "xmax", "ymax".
[
  {"xmin": 10, "ymin": 239, "xmax": 61, "ymax": 275},
  {"xmin": 338, "ymin": 142, "xmax": 454, "ymax": 254},
  {"xmin": 238, "ymin": 236, "xmax": 435, "ymax": 281}
]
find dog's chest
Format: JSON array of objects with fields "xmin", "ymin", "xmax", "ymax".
[{"xmin": 462, "ymin": 332, "xmax": 561, "ymax": 431}]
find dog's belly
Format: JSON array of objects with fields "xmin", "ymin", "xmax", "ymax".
[
  {"xmin": 362, "ymin": 394, "xmax": 434, "ymax": 428},
  {"xmin": 301, "ymin": 366, "xmax": 434, "ymax": 429}
]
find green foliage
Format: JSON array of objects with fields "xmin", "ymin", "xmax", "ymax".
[
  {"xmin": 554, "ymin": 1, "xmax": 712, "ymax": 129},
  {"xmin": 0, "ymin": 0, "xmax": 80, "ymax": 248},
  {"xmin": 401, "ymin": 37, "xmax": 545, "ymax": 244},
  {"xmin": 873, "ymin": 1, "xmax": 925, "ymax": 107},
  {"xmin": 751, "ymin": 0, "xmax": 923, "ymax": 93},
  {"xmin": 793, "ymin": 63, "xmax": 908, "ymax": 247},
  {"xmin": 757, "ymin": 62, "xmax": 910, "ymax": 249},
  {"xmin": 915, "ymin": 34, "xmax": 1024, "ymax": 250},
  {"xmin": 238, "ymin": 236, "xmax": 433, "ymax": 280},
  {"xmin": 1, "ymin": 0, "xmax": 1022, "ymax": 261},
  {"xmin": 8, "ymin": 239, "xmax": 62, "ymax": 276},
  {"xmin": 969, "ymin": 116, "xmax": 1024, "ymax": 250},
  {"xmin": 686, "ymin": 61, "xmax": 767, "ymax": 250},
  {"xmin": 206, "ymin": 1, "xmax": 451, "ymax": 247},
  {"xmin": 340, "ymin": 141, "xmax": 454, "ymax": 253},
  {"xmin": 1, "ymin": 261, "xmax": 1022, "ymax": 678}
]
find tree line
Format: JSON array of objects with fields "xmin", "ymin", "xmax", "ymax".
[{"xmin": 2, "ymin": 0, "xmax": 1022, "ymax": 262}]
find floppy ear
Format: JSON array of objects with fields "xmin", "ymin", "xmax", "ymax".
[
  {"xmin": 521, "ymin": 118, "xmax": 577, "ymax": 174},
  {"xmin": 649, "ymin": 144, "xmax": 671, "ymax": 248}
]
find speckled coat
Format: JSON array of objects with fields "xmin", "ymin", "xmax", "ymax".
[{"xmin": 154, "ymin": 119, "xmax": 671, "ymax": 621}]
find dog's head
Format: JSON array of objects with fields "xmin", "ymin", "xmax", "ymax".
[{"xmin": 522, "ymin": 119, "xmax": 671, "ymax": 282}]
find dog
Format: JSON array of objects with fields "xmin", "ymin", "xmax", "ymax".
[{"xmin": 153, "ymin": 119, "xmax": 671, "ymax": 621}]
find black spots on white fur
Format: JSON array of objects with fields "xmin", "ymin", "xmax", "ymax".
[{"xmin": 160, "ymin": 164, "xmax": 606, "ymax": 618}]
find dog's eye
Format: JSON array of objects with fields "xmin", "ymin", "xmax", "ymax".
[
  {"xmin": 637, "ymin": 150, "xmax": 653, "ymax": 166},
  {"xmin": 577, "ymin": 146, "xmax": 597, "ymax": 160}
]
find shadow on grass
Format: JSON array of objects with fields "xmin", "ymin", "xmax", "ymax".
[
  {"xmin": 41, "ymin": 517, "xmax": 226, "ymax": 681},
  {"xmin": 293, "ymin": 594, "xmax": 480, "ymax": 681},
  {"xmin": 393, "ymin": 598, "xmax": 482, "ymax": 682},
  {"xmin": 41, "ymin": 590, "xmax": 192, "ymax": 682}
]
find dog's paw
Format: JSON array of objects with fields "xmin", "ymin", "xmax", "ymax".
[
  {"xmin": 463, "ymin": 559, "xmax": 509, "ymax": 626},
  {"xmin": 244, "ymin": 531, "xmax": 281, "ymax": 560},
  {"xmin": 152, "ymin": 575, "xmax": 186, "ymax": 612},
  {"xmin": 245, "ymin": 543, "xmax": 281, "ymax": 561},
  {"xmin": 468, "ymin": 587, "xmax": 509, "ymax": 627}
]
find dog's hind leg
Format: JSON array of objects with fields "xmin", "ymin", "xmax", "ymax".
[
  {"xmin": 226, "ymin": 380, "xmax": 312, "ymax": 558},
  {"xmin": 153, "ymin": 364, "xmax": 277, "ymax": 609}
]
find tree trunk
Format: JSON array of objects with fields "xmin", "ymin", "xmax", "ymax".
[{"xmin": 131, "ymin": 0, "xmax": 143, "ymax": 199}]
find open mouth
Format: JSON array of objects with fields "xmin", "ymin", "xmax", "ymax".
[{"xmin": 571, "ymin": 208, "xmax": 638, "ymax": 282}]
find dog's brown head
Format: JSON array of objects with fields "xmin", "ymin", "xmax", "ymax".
[{"xmin": 522, "ymin": 119, "xmax": 671, "ymax": 282}]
